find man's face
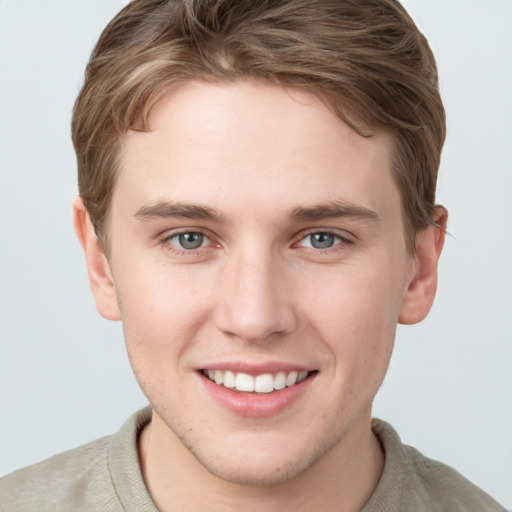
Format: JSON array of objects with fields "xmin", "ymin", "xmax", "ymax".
[{"xmin": 105, "ymin": 81, "xmax": 415, "ymax": 485}]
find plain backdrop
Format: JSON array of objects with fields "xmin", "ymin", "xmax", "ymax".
[{"xmin": 0, "ymin": 0, "xmax": 511, "ymax": 507}]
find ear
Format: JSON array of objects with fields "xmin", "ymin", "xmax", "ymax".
[
  {"xmin": 399, "ymin": 207, "xmax": 448, "ymax": 325},
  {"xmin": 73, "ymin": 196, "xmax": 121, "ymax": 321}
]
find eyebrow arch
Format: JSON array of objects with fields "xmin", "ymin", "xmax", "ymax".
[
  {"xmin": 134, "ymin": 201, "xmax": 226, "ymax": 223},
  {"xmin": 289, "ymin": 200, "xmax": 380, "ymax": 223}
]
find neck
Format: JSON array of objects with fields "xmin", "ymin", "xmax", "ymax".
[{"xmin": 138, "ymin": 410, "xmax": 384, "ymax": 512}]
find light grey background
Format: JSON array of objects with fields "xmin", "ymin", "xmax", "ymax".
[{"xmin": 1, "ymin": 0, "xmax": 511, "ymax": 506}]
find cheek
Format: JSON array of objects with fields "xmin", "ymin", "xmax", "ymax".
[
  {"xmin": 310, "ymin": 261, "xmax": 404, "ymax": 330},
  {"xmin": 306, "ymin": 259, "xmax": 406, "ymax": 373},
  {"xmin": 118, "ymin": 258, "xmax": 211, "ymax": 320},
  {"xmin": 117, "ymin": 268, "xmax": 216, "ymax": 412},
  {"xmin": 115, "ymin": 263, "xmax": 216, "ymax": 367}
]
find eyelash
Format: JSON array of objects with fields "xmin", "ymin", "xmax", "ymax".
[
  {"xmin": 293, "ymin": 229, "xmax": 353, "ymax": 252},
  {"xmin": 159, "ymin": 229, "xmax": 353, "ymax": 256},
  {"xmin": 160, "ymin": 230, "xmax": 216, "ymax": 255}
]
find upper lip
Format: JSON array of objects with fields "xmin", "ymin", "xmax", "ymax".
[{"xmin": 197, "ymin": 361, "xmax": 316, "ymax": 375}]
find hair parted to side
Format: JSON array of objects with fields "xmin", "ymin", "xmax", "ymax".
[{"xmin": 72, "ymin": 0, "xmax": 446, "ymax": 253}]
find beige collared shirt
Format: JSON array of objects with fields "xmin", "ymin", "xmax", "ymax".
[{"xmin": 0, "ymin": 407, "xmax": 506, "ymax": 512}]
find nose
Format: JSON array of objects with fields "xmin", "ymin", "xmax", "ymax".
[{"xmin": 213, "ymin": 247, "xmax": 297, "ymax": 344}]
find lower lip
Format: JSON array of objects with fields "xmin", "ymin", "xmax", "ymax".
[{"xmin": 198, "ymin": 372, "xmax": 315, "ymax": 418}]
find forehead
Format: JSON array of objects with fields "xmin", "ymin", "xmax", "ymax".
[{"xmin": 115, "ymin": 81, "xmax": 400, "ymax": 225}]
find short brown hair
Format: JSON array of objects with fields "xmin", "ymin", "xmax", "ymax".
[{"xmin": 72, "ymin": 0, "xmax": 445, "ymax": 252}]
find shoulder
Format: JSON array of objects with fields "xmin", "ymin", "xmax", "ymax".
[
  {"xmin": 0, "ymin": 407, "xmax": 153, "ymax": 512},
  {"xmin": 401, "ymin": 444, "xmax": 506, "ymax": 511},
  {"xmin": 0, "ymin": 436, "xmax": 120, "ymax": 512},
  {"xmin": 366, "ymin": 419, "xmax": 507, "ymax": 512}
]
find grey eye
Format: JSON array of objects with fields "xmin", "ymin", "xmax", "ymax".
[
  {"xmin": 309, "ymin": 232, "xmax": 335, "ymax": 249},
  {"xmin": 177, "ymin": 232, "xmax": 205, "ymax": 250}
]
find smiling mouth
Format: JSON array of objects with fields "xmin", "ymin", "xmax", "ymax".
[{"xmin": 200, "ymin": 369, "xmax": 315, "ymax": 393}]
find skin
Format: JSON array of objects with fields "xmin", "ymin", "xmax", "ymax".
[{"xmin": 74, "ymin": 81, "xmax": 446, "ymax": 512}]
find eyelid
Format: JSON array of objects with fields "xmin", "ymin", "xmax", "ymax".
[
  {"xmin": 170, "ymin": 231, "xmax": 209, "ymax": 248},
  {"xmin": 294, "ymin": 228, "xmax": 354, "ymax": 247},
  {"xmin": 157, "ymin": 226, "xmax": 353, "ymax": 255},
  {"xmin": 159, "ymin": 228, "xmax": 219, "ymax": 254}
]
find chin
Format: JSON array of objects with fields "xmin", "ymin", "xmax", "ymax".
[
  {"xmin": 196, "ymin": 453, "xmax": 312, "ymax": 487},
  {"xmin": 183, "ymin": 431, "xmax": 336, "ymax": 487}
]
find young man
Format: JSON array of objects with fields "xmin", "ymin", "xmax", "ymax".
[{"xmin": 0, "ymin": 1, "xmax": 507, "ymax": 511}]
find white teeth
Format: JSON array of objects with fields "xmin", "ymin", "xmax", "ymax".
[
  {"xmin": 255, "ymin": 373, "xmax": 274, "ymax": 393},
  {"xmin": 223, "ymin": 370, "xmax": 236, "ymax": 388},
  {"xmin": 235, "ymin": 372, "xmax": 255, "ymax": 392},
  {"xmin": 297, "ymin": 371, "xmax": 308, "ymax": 383},
  {"xmin": 274, "ymin": 371, "xmax": 286, "ymax": 390},
  {"xmin": 204, "ymin": 369, "xmax": 311, "ymax": 393},
  {"xmin": 286, "ymin": 371, "xmax": 298, "ymax": 387}
]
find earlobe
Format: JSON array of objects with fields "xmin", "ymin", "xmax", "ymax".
[
  {"xmin": 398, "ymin": 207, "xmax": 448, "ymax": 325},
  {"xmin": 73, "ymin": 196, "xmax": 121, "ymax": 321}
]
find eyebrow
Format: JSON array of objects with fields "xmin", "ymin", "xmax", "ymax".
[
  {"xmin": 134, "ymin": 201, "xmax": 226, "ymax": 223},
  {"xmin": 289, "ymin": 200, "xmax": 380, "ymax": 223},
  {"xmin": 134, "ymin": 199, "xmax": 379, "ymax": 225}
]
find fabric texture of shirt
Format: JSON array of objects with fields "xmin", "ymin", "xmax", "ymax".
[{"xmin": 0, "ymin": 407, "xmax": 506, "ymax": 512}]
